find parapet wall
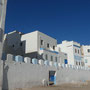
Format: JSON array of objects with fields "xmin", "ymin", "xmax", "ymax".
[
  {"xmin": 5, "ymin": 54, "xmax": 90, "ymax": 70},
  {"xmin": 2, "ymin": 54, "xmax": 90, "ymax": 90}
]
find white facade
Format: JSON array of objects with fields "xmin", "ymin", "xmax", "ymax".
[
  {"xmin": 21, "ymin": 31, "xmax": 57, "ymax": 53},
  {"xmin": 81, "ymin": 45, "xmax": 90, "ymax": 67},
  {"xmin": 4, "ymin": 31, "xmax": 67, "ymax": 64},
  {"xmin": 57, "ymin": 40, "xmax": 84, "ymax": 66},
  {"xmin": 21, "ymin": 31, "xmax": 59, "ymax": 62}
]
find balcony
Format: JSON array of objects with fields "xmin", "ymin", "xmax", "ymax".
[{"xmin": 40, "ymin": 48, "xmax": 59, "ymax": 54}]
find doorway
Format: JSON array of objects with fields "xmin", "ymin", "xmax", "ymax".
[{"xmin": 49, "ymin": 71, "xmax": 56, "ymax": 85}]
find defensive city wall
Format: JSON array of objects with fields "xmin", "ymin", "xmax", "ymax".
[
  {"xmin": 0, "ymin": 1, "xmax": 90, "ymax": 90},
  {"xmin": 1, "ymin": 54, "xmax": 90, "ymax": 90}
]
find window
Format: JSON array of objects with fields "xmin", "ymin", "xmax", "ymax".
[
  {"xmin": 58, "ymin": 48, "xmax": 60, "ymax": 51},
  {"xmin": 87, "ymin": 49, "xmax": 90, "ymax": 53},
  {"xmin": 41, "ymin": 40, "xmax": 43, "ymax": 45},
  {"xmin": 45, "ymin": 54, "xmax": 48, "ymax": 60},
  {"xmin": 78, "ymin": 50, "xmax": 79, "ymax": 54},
  {"xmin": 51, "ymin": 56, "xmax": 53, "ymax": 61},
  {"xmin": 12, "ymin": 45, "xmax": 14, "ymax": 47},
  {"xmin": 53, "ymin": 46, "xmax": 55, "ymax": 50},
  {"xmin": 47, "ymin": 43, "xmax": 49, "ymax": 48},
  {"xmin": 20, "ymin": 42, "xmax": 23, "ymax": 46},
  {"xmin": 76, "ymin": 61, "xmax": 78, "ymax": 65},
  {"xmin": 81, "ymin": 62, "xmax": 84, "ymax": 66},
  {"xmin": 75, "ymin": 49, "xmax": 77, "ymax": 53},
  {"xmin": 55, "ymin": 57, "xmax": 57, "ymax": 62}
]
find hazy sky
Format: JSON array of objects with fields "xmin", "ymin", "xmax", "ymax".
[{"xmin": 5, "ymin": 0, "xmax": 90, "ymax": 44}]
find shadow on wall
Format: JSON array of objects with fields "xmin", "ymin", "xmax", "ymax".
[
  {"xmin": 0, "ymin": 28, "xmax": 4, "ymax": 42},
  {"xmin": 3, "ymin": 32, "xmax": 26, "ymax": 56},
  {"xmin": 2, "ymin": 62, "xmax": 9, "ymax": 90},
  {"xmin": 24, "ymin": 52, "xmax": 44, "ymax": 60}
]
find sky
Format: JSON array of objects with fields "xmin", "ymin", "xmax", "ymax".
[{"xmin": 5, "ymin": 0, "xmax": 90, "ymax": 45}]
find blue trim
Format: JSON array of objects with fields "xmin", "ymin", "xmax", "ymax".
[
  {"xmin": 73, "ymin": 45, "xmax": 80, "ymax": 48},
  {"xmin": 64, "ymin": 59, "xmax": 68, "ymax": 64},
  {"xmin": 50, "ymin": 75, "xmax": 54, "ymax": 82},
  {"xmin": 32, "ymin": 58, "xmax": 38, "ymax": 64},
  {"xmin": 54, "ymin": 76, "xmax": 56, "ymax": 85},
  {"xmin": 40, "ymin": 48, "xmax": 44, "ymax": 50},
  {"xmin": 49, "ymin": 74, "xmax": 56, "ymax": 85},
  {"xmin": 40, "ymin": 48, "xmax": 59, "ymax": 54},
  {"xmin": 44, "ymin": 60, "xmax": 49, "ymax": 65},
  {"xmin": 54, "ymin": 62, "xmax": 58, "ymax": 67},
  {"xmin": 74, "ymin": 55, "xmax": 82, "ymax": 61},
  {"xmin": 15, "ymin": 56, "xmax": 24, "ymax": 62}
]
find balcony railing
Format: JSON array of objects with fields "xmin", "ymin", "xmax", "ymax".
[{"xmin": 40, "ymin": 48, "xmax": 59, "ymax": 54}]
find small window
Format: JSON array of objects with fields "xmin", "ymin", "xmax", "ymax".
[
  {"xmin": 47, "ymin": 43, "xmax": 49, "ymax": 48},
  {"xmin": 75, "ymin": 49, "xmax": 77, "ymax": 53},
  {"xmin": 55, "ymin": 57, "xmax": 57, "ymax": 62},
  {"xmin": 87, "ymin": 49, "xmax": 90, "ymax": 53},
  {"xmin": 20, "ymin": 42, "xmax": 23, "ymax": 46},
  {"xmin": 76, "ymin": 61, "xmax": 78, "ymax": 65},
  {"xmin": 45, "ymin": 54, "xmax": 48, "ymax": 60},
  {"xmin": 58, "ymin": 48, "xmax": 60, "ymax": 51},
  {"xmin": 12, "ymin": 45, "xmax": 14, "ymax": 47},
  {"xmin": 41, "ymin": 40, "xmax": 43, "ymax": 45},
  {"xmin": 51, "ymin": 56, "xmax": 53, "ymax": 61},
  {"xmin": 78, "ymin": 50, "xmax": 79, "ymax": 54},
  {"xmin": 53, "ymin": 46, "xmax": 55, "ymax": 50}
]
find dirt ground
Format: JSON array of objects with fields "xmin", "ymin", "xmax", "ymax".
[
  {"xmin": 29, "ymin": 82, "xmax": 90, "ymax": 90},
  {"xmin": 16, "ymin": 81, "xmax": 90, "ymax": 90}
]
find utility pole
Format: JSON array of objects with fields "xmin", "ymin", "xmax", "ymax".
[{"xmin": 0, "ymin": 0, "xmax": 7, "ymax": 90}]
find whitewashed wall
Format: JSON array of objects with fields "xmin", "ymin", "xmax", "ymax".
[
  {"xmin": 82, "ymin": 45, "xmax": 90, "ymax": 67},
  {"xmin": 2, "ymin": 54, "xmax": 90, "ymax": 90},
  {"xmin": 58, "ymin": 41, "xmax": 83, "ymax": 66}
]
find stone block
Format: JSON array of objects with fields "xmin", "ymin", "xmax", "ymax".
[
  {"xmin": 15, "ymin": 55, "xmax": 24, "ymax": 62},
  {"xmin": 39, "ymin": 59, "xmax": 44, "ymax": 65},
  {"xmin": 24, "ymin": 57, "xmax": 31, "ymax": 63}
]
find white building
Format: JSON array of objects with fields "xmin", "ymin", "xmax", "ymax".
[
  {"xmin": 4, "ymin": 30, "xmax": 67, "ymax": 64},
  {"xmin": 81, "ymin": 45, "xmax": 90, "ymax": 67},
  {"xmin": 21, "ymin": 30, "xmax": 59, "ymax": 62},
  {"xmin": 57, "ymin": 40, "xmax": 84, "ymax": 66}
]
